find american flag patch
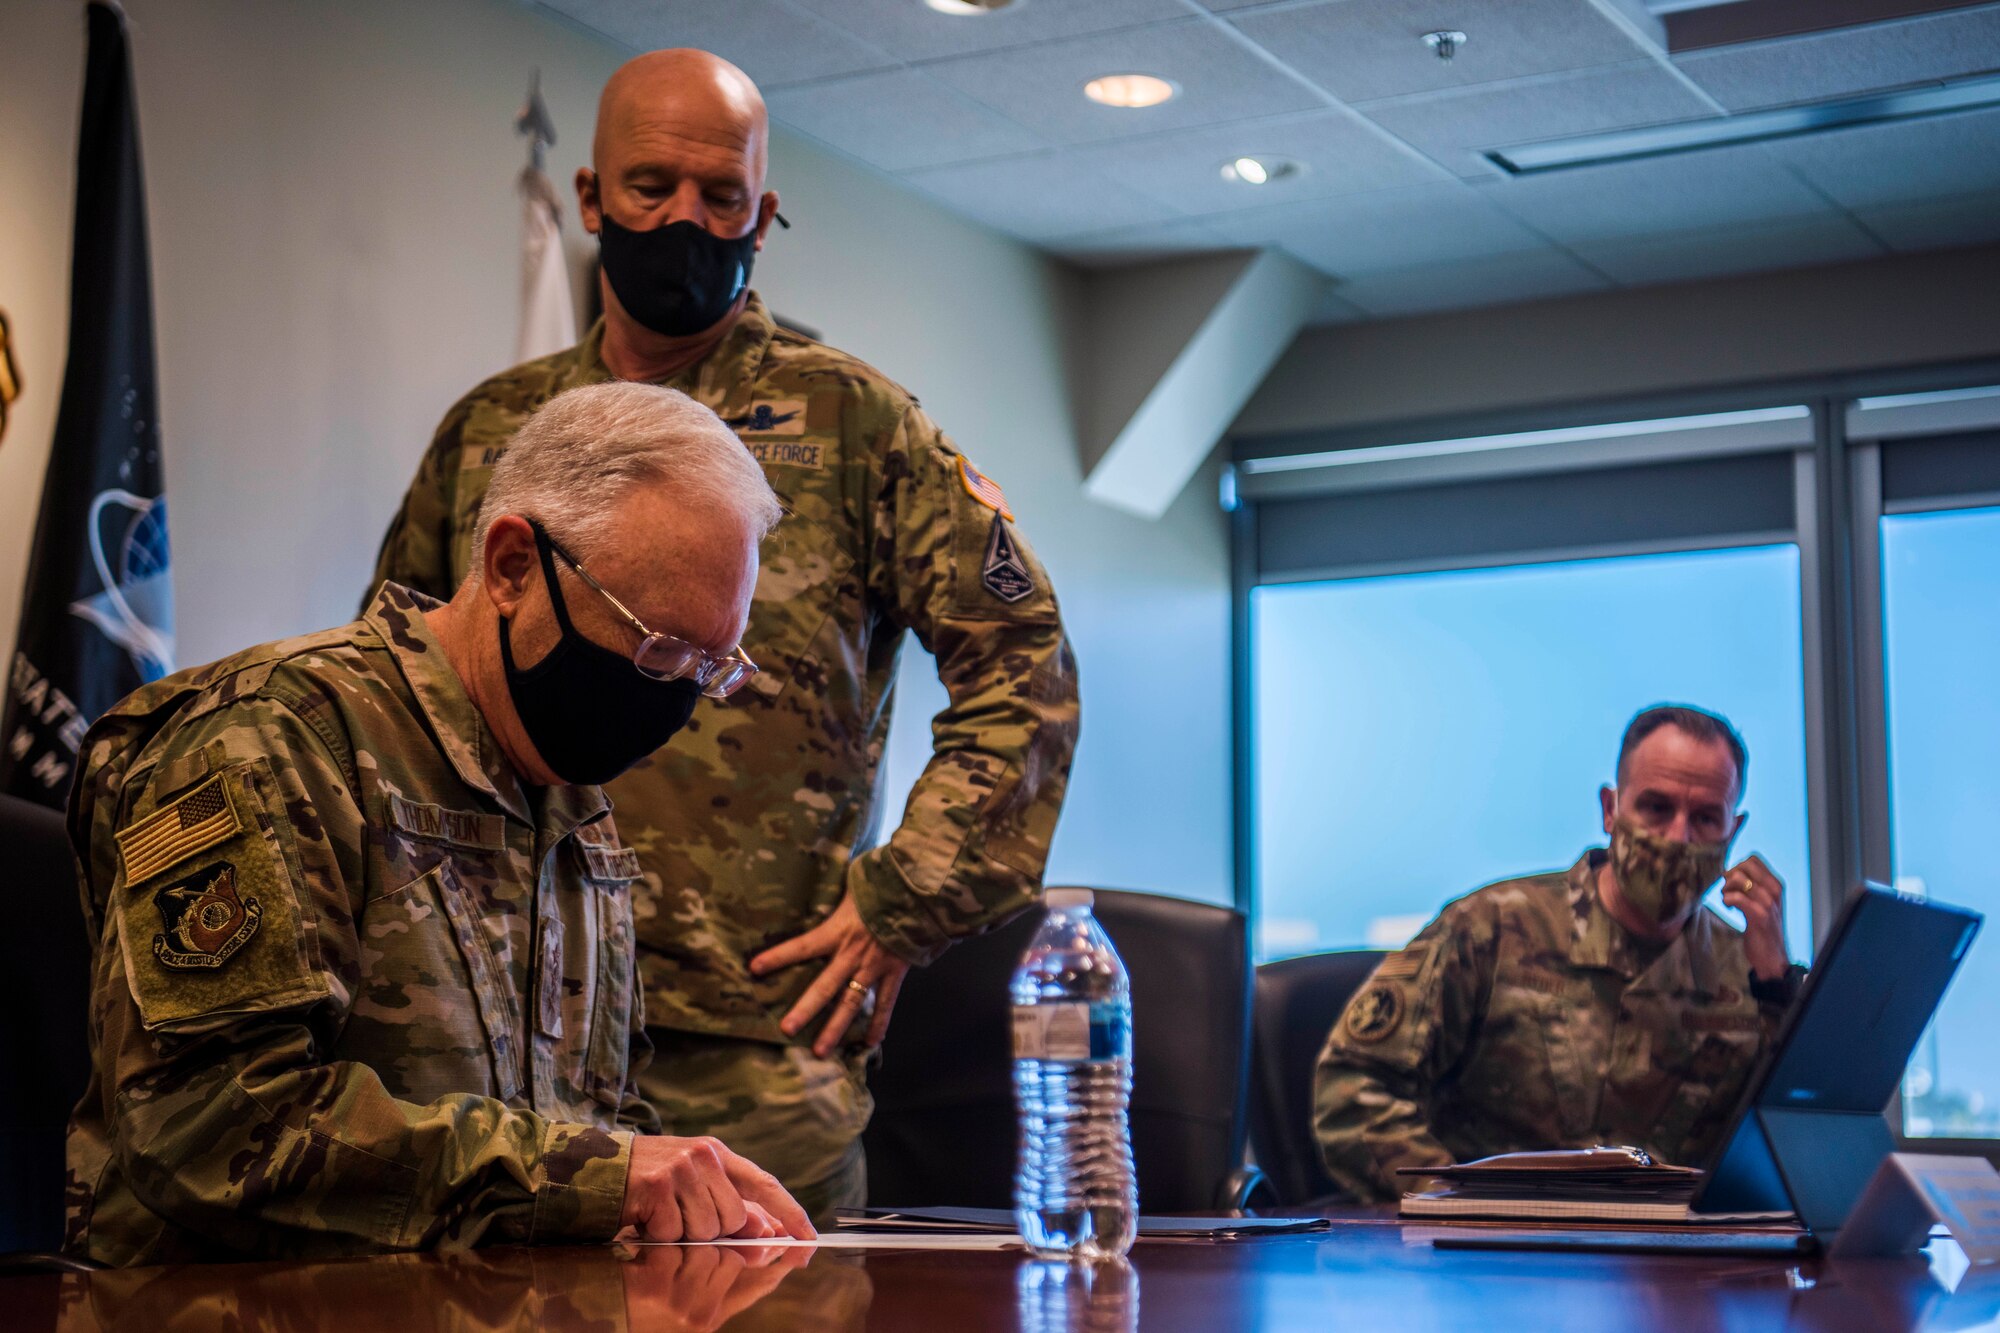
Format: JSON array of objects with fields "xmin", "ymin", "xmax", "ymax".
[
  {"xmin": 958, "ymin": 457, "xmax": 1014, "ymax": 521},
  {"xmin": 1374, "ymin": 941, "xmax": 1431, "ymax": 981},
  {"xmin": 117, "ymin": 775, "xmax": 244, "ymax": 886}
]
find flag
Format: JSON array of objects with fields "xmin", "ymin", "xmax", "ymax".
[
  {"xmin": 2, "ymin": 2, "xmax": 173, "ymax": 807},
  {"xmin": 516, "ymin": 165, "xmax": 576, "ymax": 362},
  {"xmin": 514, "ymin": 73, "xmax": 574, "ymax": 362}
]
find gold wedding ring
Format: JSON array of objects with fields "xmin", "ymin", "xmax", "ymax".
[{"xmin": 845, "ymin": 979, "xmax": 871, "ymax": 997}]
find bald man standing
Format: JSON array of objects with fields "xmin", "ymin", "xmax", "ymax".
[{"xmin": 368, "ymin": 50, "xmax": 1078, "ymax": 1221}]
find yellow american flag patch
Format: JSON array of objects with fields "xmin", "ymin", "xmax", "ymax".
[
  {"xmin": 116, "ymin": 775, "xmax": 243, "ymax": 886},
  {"xmin": 958, "ymin": 457, "xmax": 1015, "ymax": 522}
]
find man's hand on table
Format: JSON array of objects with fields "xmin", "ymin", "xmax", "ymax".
[{"xmin": 619, "ymin": 1135, "xmax": 817, "ymax": 1242}]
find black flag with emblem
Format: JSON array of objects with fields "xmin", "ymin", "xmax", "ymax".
[{"xmin": 2, "ymin": 2, "xmax": 173, "ymax": 807}]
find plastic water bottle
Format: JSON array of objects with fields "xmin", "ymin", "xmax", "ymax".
[{"xmin": 1011, "ymin": 888, "xmax": 1138, "ymax": 1260}]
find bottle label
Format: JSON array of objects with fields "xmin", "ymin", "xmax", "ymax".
[{"xmin": 1012, "ymin": 1002, "xmax": 1130, "ymax": 1063}]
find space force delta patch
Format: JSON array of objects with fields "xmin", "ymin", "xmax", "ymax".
[{"xmin": 982, "ymin": 516, "xmax": 1035, "ymax": 604}]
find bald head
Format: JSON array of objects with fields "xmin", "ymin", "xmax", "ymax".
[{"xmin": 593, "ymin": 49, "xmax": 769, "ymax": 188}]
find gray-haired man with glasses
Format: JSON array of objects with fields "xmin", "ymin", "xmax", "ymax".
[{"xmin": 66, "ymin": 383, "xmax": 815, "ymax": 1264}]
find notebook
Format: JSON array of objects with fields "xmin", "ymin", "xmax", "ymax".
[{"xmin": 1396, "ymin": 1146, "xmax": 1724, "ymax": 1223}]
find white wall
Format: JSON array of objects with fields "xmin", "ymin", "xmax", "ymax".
[
  {"xmin": 0, "ymin": 0, "xmax": 1233, "ymax": 904},
  {"xmin": 1236, "ymin": 244, "xmax": 2000, "ymax": 438}
]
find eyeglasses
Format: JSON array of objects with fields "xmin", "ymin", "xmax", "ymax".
[{"xmin": 532, "ymin": 520, "xmax": 759, "ymax": 699}]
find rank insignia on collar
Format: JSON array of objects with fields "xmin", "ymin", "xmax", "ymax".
[
  {"xmin": 152, "ymin": 862, "xmax": 261, "ymax": 970},
  {"xmin": 1344, "ymin": 983, "xmax": 1404, "ymax": 1044},
  {"xmin": 982, "ymin": 515, "xmax": 1035, "ymax": 604}
]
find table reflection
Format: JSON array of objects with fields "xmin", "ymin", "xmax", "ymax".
[
  {"xmin": 1016, "ymin": 1258, "xmax": 1138, "ymax": 1333},
  {"xmin": 38, "ymin": 1243, "xmax": 872, "ymax": 1333},
  {"xmin": 9, "ymin": 1230, "xmax": 1998, "ymax": 1332}
]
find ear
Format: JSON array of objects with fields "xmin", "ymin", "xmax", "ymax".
[
  {"xmin": 1599, "ymin": 784, "xmax": 1617, "ymax": 837},
  {"xmin": 753, "ymin": 189, "xmax": 780, "ymax": 251},
  {"xmin": 1729, "ymin": 809, "xmax": 1750, "ymax": 843},
  {"xmin": 482, "ymin": 516, "xmax": 540, "ymax": 618},
  {"xmin": 576, "ymin": 167, "xmax": 603, "ymax": 235}
]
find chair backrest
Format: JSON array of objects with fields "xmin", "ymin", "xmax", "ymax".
[
  {"xmin": 0, "ymin": 793, "xmax": 93, "ymax": 1253},
  {"xmin": 1248, "ymin": 949, "xmax": 1387, "ymax": 1205},
  {"xmin": 864, "ymin": 889, "xmax": 1251, "ymax": 1213}
]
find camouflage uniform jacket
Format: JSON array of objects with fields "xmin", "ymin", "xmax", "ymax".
[
  {"xmin": 367, "ymin": 294, "xmax": 1079, "ymax": 1044},
  {"xmin": 1313, "ymin": 850, "xmax": 1788, "ymax": 1203},
  {"xmin": 65, "ymin": 583, "xmax": 659, "ymax": 1266}
]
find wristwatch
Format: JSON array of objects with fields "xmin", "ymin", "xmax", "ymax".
[{"xmin": 1750, "ymin": 962, "xmax": 1808, "ymax": 1007}]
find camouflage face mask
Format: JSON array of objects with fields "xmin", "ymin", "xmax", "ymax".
[{"xmin": 1609, "ymin": 819, "xmax": 1728, "ymax": 928}]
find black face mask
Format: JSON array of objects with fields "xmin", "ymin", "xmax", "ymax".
[
  {"xmin": 596, "ymin": 213, "xmax": 757, "ymax": 338},
  {"xmin": 498, "ymin": 525, "xmax": 701, "ymax": 786}
]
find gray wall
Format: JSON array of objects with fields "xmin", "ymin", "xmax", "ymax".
[
  {"xmin": 1236, "ymin": 244, "xmax": 2000, "ymax": 439},
  {"xmin": 0, "ymin": 0, "xmax": 1232, "ymax": 903}
]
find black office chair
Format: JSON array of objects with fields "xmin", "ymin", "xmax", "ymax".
[
  {"xmin": 1248, "ymin": 949, "xmax": 1387, "ymax": 1206},
  {"xmin": 864, "ymin": 888, "xmax": 1259, "ymax": 1213},
  {"xmin": 0, "ymin": 792, "xmax": 95, "ymax": 1261}
]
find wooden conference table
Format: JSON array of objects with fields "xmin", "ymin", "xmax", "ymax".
[{"xmin": 6, "ymin": 1210, "xmax": 1992, "ymax": 1332}]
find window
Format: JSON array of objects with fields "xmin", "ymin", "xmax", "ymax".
[
  {"xmin": 1881, "ymin": 506, "xmax": 2000, "ymax": 1138},
  {"xmin": 1252, "ymin": 547, "xmax": 1814, "ymax": 961}
]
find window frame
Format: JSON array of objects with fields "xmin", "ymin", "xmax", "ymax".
[{"xmin": 1228, "ymin": 356, "xmax": 2000, "ymax": 1157}]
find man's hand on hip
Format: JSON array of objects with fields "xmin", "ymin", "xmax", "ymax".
[
  {"xmin": 619, "ymin": 1135, "xmax": 816, "ymax": 1242},
  {"xmin": 1721, "ymin": 854, "xmax": 1789, "ymax": 982},
  {"xmin": 750, "ymin": 892, "xmax": 913, "ymax": 1056}
]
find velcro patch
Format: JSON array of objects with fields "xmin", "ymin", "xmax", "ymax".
[
  {"xmin": 152, "ymin": 862, "xmax": 262, "ymax": 970},
  {"xmin": 1343, "ymin": 983, "xmax": 1405, "ymax": 1044},
  {"xmin": 982, "ymin": 516, "xmax": 1035, "ymax": 604},
  {"xmin": 1375, "ymin": 941, "xmax": 1431, "ymax": 981},
  {"xmin": 116, "ymin": 776, "xmax": 243, "ymax": 886},
  {"xmin": 388, "ymin": 792, "xmax": 505, "ymax": 851},
  {"xmin": 958, "ymin": 457, "xmax": 1014, "ymax": 521},
  {"xmin": 725, "ymin": 400, "xmax": 807, "ymax": 435},
  {"xmin": 743, "ymin": 437, "xmax": 825, "ymax": 469},
  {"xmin": 582, "ymin": 844, "xmax": 642, "ymax": 882}
]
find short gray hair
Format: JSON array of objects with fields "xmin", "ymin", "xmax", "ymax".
[{"xmin": 471, "ymin": 382, "xmax": 780, "ymax": 572}]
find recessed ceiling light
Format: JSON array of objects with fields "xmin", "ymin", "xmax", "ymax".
[
  {"xmin": 1221, "ymin": 156, "xmax": 1300, "ymax": 186},
  {"xmin": 1083, "ymin": 74, "xmax": 1177, "ymax": 109},
  {"xmin": 924, "ymin": 0, "xmax": 1017, "ymax": 14}
]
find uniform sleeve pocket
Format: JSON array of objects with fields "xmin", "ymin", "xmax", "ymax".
[
  {"xmin": 112, "ymin": 760, "xmax": 328, "ymax": 1034},
  {"xmin": 581, "ymin": 861, "xmax": 640, "ymax": 1109}
]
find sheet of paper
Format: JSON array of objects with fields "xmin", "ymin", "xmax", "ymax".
[{"xmin": 632, "ymin": 1232, "xmax": 1026, "ymax": 1251}]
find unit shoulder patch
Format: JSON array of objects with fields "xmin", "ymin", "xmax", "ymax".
[
  {"xmin": 1343, "ymin": 983, "xmax": 1405, "ymax": 1044},
  {"xmin": 151, "ymin": 862, "xmax": 261, "ymax": 970},
  {"xmin": 116, "ymin": 775, "xmax": 243, "ymax": 886},
  {"xmin": 981, "ymin": 516, "xmax": 1035, "ymax": 604}
]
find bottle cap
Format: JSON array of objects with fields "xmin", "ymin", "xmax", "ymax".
[{"xmin": 1044, "ymin": 888, "xmax": 1093, "ymax": 910}]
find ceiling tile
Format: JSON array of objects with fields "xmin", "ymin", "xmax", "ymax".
[
  {"xmin": 1767, "ymin": 106, "xmax": 2000, "ymax": 210},
  {"xmin": 902, "ymin": 152, "xmax": 1169, "ymax": 241},
  {"xmin": 1207, "ymin": 182, "xmax": 1560, "ymax": 274},
  {"xmin": 1330, "ymin": 248, "xmax": 1613, "ymax": 317},
  {"xmin": 1478, "ymin": 143, "xmax": 1838, "ymax": 243},
  {"xmin": 770, "ymin": 69, "xmax": 1042, "ymax": 171},
  {"xmin": 1047, "ymin": 218, "xmax": 1239, "ymax": 267},
  {"xmin": 1672, "ymin": 6, "xmax": 2000, "ymax": 112},
  {"xmin": 787, "ymin": 0, "xmax": 1199, "ymax": 62},
  {"xmin": 539, "ymin": 0, "xmax": 897, "ymax": 88},
  {"xmin": 1230, "ymin": 0, "xmax": 1660, "ymax": 104},
  {"xmin": 923, "ymin": 18, "xmax": 1323, "ymax": 145},
  {"xmin": 1569, "ymin": 213, "xmax": 1885, "ymax": 285},
  {"xmin": 1359, "ymin": 64, "xmax": 1717, "ymax": 179},
  {"xmin": 1065, "ymin": 110, "xmax": 1449, "ymax": 216},
  {"xmin": 1851, "ymin": 187, "xmax": 2000, "ymax": 251}
]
